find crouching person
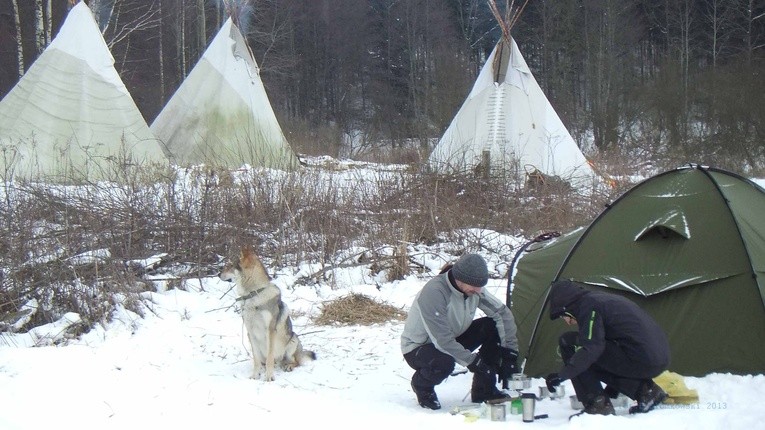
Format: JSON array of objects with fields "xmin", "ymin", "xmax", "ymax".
[
  {"xmin": 401, "ymin": 254, "xmax": 520, "ymax": 410},
  {"xmin": 545, "ymin": 280, "xmax": 671, "ymax": 415}
]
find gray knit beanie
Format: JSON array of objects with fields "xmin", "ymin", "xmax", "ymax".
[{"xmin": 451, "ymin": 254, "xmax": 489, "ymax": 287}]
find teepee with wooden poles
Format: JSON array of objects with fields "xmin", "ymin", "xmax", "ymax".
[
  {"xmin": 151, "ymin": 3, "xmax": 301, "ymax": 171},
  {"xmin": 0, "ymin": 1, "xmax": 166, "ymax": 182},
  {"xmin": 428, "ymin": 0, "xmax": 598, "ymax": 190}
]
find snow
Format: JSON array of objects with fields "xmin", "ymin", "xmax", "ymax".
[
  {"xmin": 1, "ymin": 156, "xmax": 764, "ymax": 429},
  {"xmin": 1, "ymin": 254, "xmax": 763, "ymax": 430}
]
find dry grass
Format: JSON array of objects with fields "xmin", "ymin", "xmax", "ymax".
[{"xmin": 315, "ymin": 293, "xmax": 407, "ymax": 326}]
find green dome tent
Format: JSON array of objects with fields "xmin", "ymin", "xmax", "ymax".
[{"xmin": 509, "ymin": 165, "xmax": 765, "ymax": 377}]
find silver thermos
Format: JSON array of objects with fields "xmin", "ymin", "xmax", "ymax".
[{"xmin": 521, "ymin": 392, "xmax": 536, "ymax": 422}]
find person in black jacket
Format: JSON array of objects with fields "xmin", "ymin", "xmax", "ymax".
[{"xmin": 544, "ymin": 280, "xmax": 670, "ymax": 415}]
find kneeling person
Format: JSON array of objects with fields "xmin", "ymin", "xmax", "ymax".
[
  {"xmin": 545, "ymin": 280, "xmax": 670, "ymax": 415},
  {"xmin": 401, "ymin": 254, "xmax": 520, "ymax": 410}
]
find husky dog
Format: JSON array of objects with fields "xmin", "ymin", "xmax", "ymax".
[{"xmin": 219, "ymin": 246, "xmax": 316, "ymax": 381}]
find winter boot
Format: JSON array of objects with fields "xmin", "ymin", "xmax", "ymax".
[
  {"xmin": 470, "ymin": 373, "xmax": 511, "ymax": 403},
  {"xmin": 583, "ymin": 395, "xmax": 616, "ymax": 415},
  {"xmin": 411, "ymin": 381, "xmax": 441, "ymax": 410},
  {"xmin": 629, "ymin": 380, "xmax": 667, "ymax": 414}
]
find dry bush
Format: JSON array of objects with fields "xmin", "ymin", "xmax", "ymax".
[
  {"xmin": 387, "ymin": 243, "xmax": 411, "ymax": 282},
  {"xmin": 1, "ymin": 151, "xmax": 615, "ymax": 335},
  {"xmin": 314, "ymin": 293, "xmax": 407, "ymax": 326},
  {"xmin": 0, "ymin": 182, "xmax": 154, "ymax": 333}
]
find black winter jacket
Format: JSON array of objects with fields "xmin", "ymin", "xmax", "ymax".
[{"xmin": 548, "ymin": 280, "xmax": 670, "ymax": 381}]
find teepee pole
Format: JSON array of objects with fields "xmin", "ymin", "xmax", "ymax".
[
  {"xmin": 487, "ymin": 0, "xmax": 531, "ymax": 82},
  {"xmin": 487, "ymin": 0, "xmax": 531, "ymax": 44}
]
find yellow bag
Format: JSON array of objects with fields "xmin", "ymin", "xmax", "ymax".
[{"xmin": 653, "ymin": 371, "xmax": 699, "ymax": 405}]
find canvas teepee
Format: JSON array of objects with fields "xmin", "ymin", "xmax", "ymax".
[
  {"xmin": 0, "ymin": 1, "xmax": 166, "ymax": 182},
  {"xmin": 428, "ymin": 2, "xmax": 597, "ymax": 189},
  {"xmin": 151, "ymin": 18, "xmax": 300, "ymax": 171}
]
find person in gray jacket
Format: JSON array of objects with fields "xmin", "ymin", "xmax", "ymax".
[{"xmin": 401, "ymin": 253, "xmax": 519, "ymax": 410}]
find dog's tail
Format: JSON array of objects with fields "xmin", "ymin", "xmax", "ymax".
[{"xmin": 298, "ymin": 350, "xmax": 317, "ymax": 365}]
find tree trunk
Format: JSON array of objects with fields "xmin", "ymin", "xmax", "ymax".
[
  {"xmin": 159, "ymin": 0, "xmax": 165, "ymax": 106},
  {"xmin": 11, "ymin": 0, "xmax": 24, "ymax": 77},
  {"xmin": 742, "ymin": 0, "xmax": 763, "ymax": 66},
  {"xmin": 87, "ymin": 0, "xmax": 112, "ymax": 31},
  {"xmin": 180, "ymin": 2, "xmax": 187, "ymax": 77},
  {"xmin": 197, "ymin": 0, "xmax": 206, "ymax": 55},
  {"xmin": 34, "ymin": 0, "xmax": 45, "ymax": 56},
  {"xmin": 45, "ymin": 0, "xmax": 52, "ymax": 45}
]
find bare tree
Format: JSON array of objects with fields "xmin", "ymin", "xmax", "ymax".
[
  {"xmin": 88, "ymin": 0, "xmax": 117, "ymax": 32},
  {"xmin": 584, "ymin": 0, "xmax": 623, "ymax": 150},
  {"xmin": 450, "ymin": 0, "xmax": 497, "ymax": 53},
  {"xmin": 2, "ymin": 0, "xmax": 763, "ymax": 166},
  {"xmin": 104, "ymin": 1, "xmax": 160, "ymax": 49},
  {"xmin": 701, "ymin": 0, "xmax": 737, "ymax": 68},
  {"xmin": 158, "ymin": 0, "xmax": 165, "ymax": 105},
  {"xmin": 741, "ymin": 0, "xmax": 765, "ymax": 65},
  {"xmin": 179, "ymin": 0, "xmax": 187, "ymax": 77},
  {"xmin": 10, "ymin": 0, "xmax": 24, "ymax": 77},
  {"xmin": 197, "ymin": 0, "xmax": 206, "ymax": 52},
  {"xmin": 45, "ymin": 0, "xmax": 51, "ymax": 45},
  {"xmin": 34, "ymin": 0, "xmax": 45, "ymax": 56},
  {"xmin": 248, "ymin": 0, "xmax": 295, "ymax": 74}
]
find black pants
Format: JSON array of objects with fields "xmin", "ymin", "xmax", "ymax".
[
  {"xmin": 403, "ymin": 317, "xmax": 501, "ymax": 389},
  {"xmin": 559, "ymin": 331, "xmax": 665, "ymax": 404}
]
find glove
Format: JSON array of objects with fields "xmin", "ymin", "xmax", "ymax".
[
  {"xmin": 498, "ymin": 348, "xmax": 519, "ymax": 381},
  {"xmin": 467, "ymin": 355, "xmax": 493, "ymax": 376},
  {"xmin": 545, "ymin": 373, "xmax": 562, "ymax": 393}
]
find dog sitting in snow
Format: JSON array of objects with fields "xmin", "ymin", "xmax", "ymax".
[{"xmin": 219, "ymin": 246, "xmax": 315, "ymax": 381}]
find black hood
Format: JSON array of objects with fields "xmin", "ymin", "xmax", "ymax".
[{"xmin": 548, "ymin": 280, "xmax": 588, "ymax": 320}]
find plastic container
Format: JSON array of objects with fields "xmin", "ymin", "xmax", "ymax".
[{"xmin": 510, "ymin": 398, "xmax": 523, "ymax": 415}]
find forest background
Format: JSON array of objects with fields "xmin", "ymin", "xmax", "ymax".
[{"xmin": 1, "ymin": 0, "xmax": 764, "ymax": 169}]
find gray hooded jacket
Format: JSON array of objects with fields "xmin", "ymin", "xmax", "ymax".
[{"xmin": 400, "ymin": 271, "xmax": 518, "ymax": 366}]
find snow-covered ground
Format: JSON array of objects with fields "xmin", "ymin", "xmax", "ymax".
[
  {"xmin": 2, "ymin": 157, "xmax": 765, "ymax": 429},
  {"xmin": 1, "ymin": 247, "xmax": 763, "ymax": 430}
]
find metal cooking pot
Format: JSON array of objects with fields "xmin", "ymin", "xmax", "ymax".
[{"xmin": 510, "ymin": 373, "xmax": 531, "ymax": 390}]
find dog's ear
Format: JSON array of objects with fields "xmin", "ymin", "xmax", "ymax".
[{"xmin": 240, "ymin": 245, "xmax": 256, "ymax": 263}]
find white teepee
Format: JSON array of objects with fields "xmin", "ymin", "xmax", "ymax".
[
  {"xmin": 0, "ymin": 2, "xmax": 166, "ymax": 182},
  {"xmin": 151, "ymin": 18, "xmax": 300, "ymax": 171},
  {"xmin": 428, "ymin": 38, "xmax": 598, "ymax": 189}
]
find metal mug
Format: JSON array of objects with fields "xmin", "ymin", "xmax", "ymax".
[
  {"xmin": 550, "ymin": 384, "xmax": 565, "ymax": 399},
  {"xmin": 489, "ymin": 403, "xmax": 506, "ymax": 421},
  {"xmin": 511, "ymin": 373, "xmax": 531, "ymax": 390},
  {"xmin": 521, "ymin": 392, "xmax": 536, "ymax": 422},
  {"xmin": 539, "ymin": 385, "xmax": 551, "ymax": 398}
]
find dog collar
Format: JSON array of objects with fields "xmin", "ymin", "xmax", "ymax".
[{"xmin": 235, "ymin": 287, "xmax": 267, "ymax": 302}]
